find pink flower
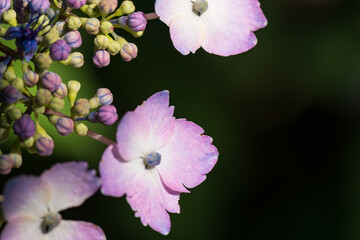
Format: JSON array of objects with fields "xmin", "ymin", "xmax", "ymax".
[
  {"xmin": 0, "ymin": 162, "xmax": 106, "ymax": 240},
  {"xmin": 100, "ymin": 91, "xmax": 218, "ymax": 235},
  {"xmin": 155, "ymin": 0, "xmax": 267, "ymax": 56}
]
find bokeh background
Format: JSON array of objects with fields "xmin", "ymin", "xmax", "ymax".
[{"xmin": 2, "ymin": 0, "xmax": 360, "ymax": 239}]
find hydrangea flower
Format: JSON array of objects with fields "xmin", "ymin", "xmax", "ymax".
[
  {"xmin": 155, "ymin": 0, "xmax": 267, "ymax": 56},
  {"xmin": 100, "ymin": 91, "xmax": 218, "ymax": 235},
  {"xmin": 0, "ymin": 162, "xmax": 106, "ymax": 240}
]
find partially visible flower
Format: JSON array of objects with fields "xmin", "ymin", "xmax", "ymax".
[
  {"xmin": 155, "ymin": 0, "xmax": 267, "ymax": 56},
  {"xmin": 0, "ymin": 162, "xmax": 106, "ymax": 240},
  {"xmin": 99, "ymin": 0, "xmax": 118, "ymax": 15},
  {"xmin": 100, "ymin": 91, "xmax": 218, "ymax": 235},
  {"xmin": 31, "ymin": 0, "xmax": 50, "ymax": 13}
]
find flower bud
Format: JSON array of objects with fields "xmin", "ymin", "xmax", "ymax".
[
  {"xmin": 13, "ymin": 114, "xmax": 36, "ymax": 139},
  {"xmin": 67, "ymin": 80, "xmax": 80, "ymax": 106},
  {"xmin": 120, "ymin": 42, "xmax": 137, "ymax": 62},
  {"xmin": 99, "ymin": 0, "xmax": 117, "ymax": 15},
  {"xmin": 75, "ymin": 123, "xmax": 88, "ymax": 136},
  {"xmin": 96, "ymin": 88, "xmax": 113, "ymax": 105},
  {"xmin": 107, "ymin": 39, "xmax": 120, "ymax": 55},
  {"xmin": 6, "ymin": 107, "xmax": 22, "ymax": 121},
  {"xmin": 100, "ymin": 20, "xmax": 114, "ymax": 34},
  {"xmin": 33, "ymin": 105, "xmax": 45, "ymax": 114},
  {"xmin": 63, "ymin": 30, "xmax": 82, "ymax": 49},
  {"xmin": 42, "ymin": 28, "xmax": 60, "ymax": 46},
  {"xmin": 0, "ymin": 115, "xmax": 11, "ymax": 127},
  {"xmin": 119, "ymin": 0, "xmax": 135, "ymax": 15},
  {"xmin": 49, "ymin": 97, "xmax": 64, "ymax": 112},
  {"xmin": 36, "ymin": 137, "xmax": 54, "ymax": 156},
  {"xmin": 0, "ymin": 85, "xmax": 21, "ymax": 104},
  {"xmin": 55, "ymin": 20, "xmax": 67, "ymax": 36},
  {"xmin": 42, "ymin": 72, "xmax": 61, "ymax": 92},
  {"xmin": 2, "ymin": 9, "xmax": 17, "ymax": 26},
  {"xmin": 93, "ymin": 50, "xmax": 110, "ymax": 68},
  {"xmin": 80, "ymin": 3, "xmax": 100, "ymax": 17},
  {"xmin": 60, "ymin": 52, "xmax": 84, "ymax": 68},
  {"xmin": 89, "ymin": 97, "xmax": 100, "ymax": 109},
  {"xmin": 31, "ymin": 0, "xmax": 50, "ymax": 13},
  {"xmin": 36, "ymin": 88, "xmax": 52, "ymax": 105},
  {"xmin": 96, "ymin": 104, "xmax": 118, "ymax": 125},
  {"xmin": 0, "ymin": 0, "xmax": 11, "ymax": 16},
  {"xmin": 10, "ymin": 77, "xmax": 24, "ymax": 91},
  {"xmin": 68, "ymin": 16, "xmax": 82, "ymax": 30},
  {"xmin": 84, "ymin": 18, "xmax": 100, "ymax": 35},
  {"xmin": 55, "ymin": 117, "xmax": 74, "ymax": 136},
  {"xmin": 65, "ymin": 0, "xmax": 86, "ymax": 9},
  {"xmin": 20, "ymin": 136, "xmax": 34, "ymax": 148},
  {"xmin": 126, "ymin": 12, "xmax": 147, "ymax": 32},
  {"xmin": 72, "ymin": 98, "xmax": 90, "ymax": 116},
  {"xmin": 88, "ymin": 0, "xmax": 100, "ymax": 4},
  {"xmin": 86, "ymin": 112, "xmax": 98, "ymax": 123},
  {"xmin": 0, "ymin": 127, "xmax": 9, "ymax": 143},
  {"xmin": 94, "ymin": 35, "xmax": 109, "ymax": 49},
  {"xmin": 34, "ymin": 53, "xmax": 53, "ymax": 69},
  {"xmin": 53, "ymin": 83, "xmax": 67, "ymax": 99},
  {"xmin": 23, "ymin": 70, "xmax": 39, "ymax": 87},
  {"xmin": 49, "ymin": 39, "xmax": 71, "ymax": 61},
  {"xmin": 0, "ymin": 154, "xmax": 15, "ymax": 175}
]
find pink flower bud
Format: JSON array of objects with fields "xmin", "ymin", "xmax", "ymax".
[
  {"xmin": 65, "ymin": 0, "xmax": 86, "ymax": 9},
  {"xmin": 96, "ymin": 88, "xmax": 113, "ymax": 105},
  {"xmin": 42, "ymin": 72, "xmax": 61, "ymax": 92},
  {"xmin": 55, "ymin": 117, "xmax": 74, "ymax": 136},
  {"xmin": 63, "ymin": 31, "xmax": 82, "ymax": 49},
  {"xmin": 50, "ymin": 39, "xmax": 72, "ymax": 61},
  {"xmin": 31, "ymin": 0, "xmax": 50, "ymax": 13},
  {"xmin": 126, "ymin": 12, "xmax": 147, "ymax": 32},
  {"xmin": 93, "ymin": 50, "xmax": 110, "ymax": 68},
  {"xmin": 120, "ymin": 43, "xmax": 137, "ymax": 62},
  {"xmin": 0, "ymin": 85, "xmax": 21, "ymax": 104},
  {"xmin": 96, "ymin": 105, "xmax": 118, "ymax": 125},
  {"xmin": 99, "ymin": 0, "xmax": 117, "ymax": 14},
  {"xmin": 36, "ymin": 137, "xmax": 54, "ymax": 156}
]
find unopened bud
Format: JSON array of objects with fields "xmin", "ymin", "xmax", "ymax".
[
  {"xmin": 94, "ymin": 35, "xmax": 109, "ymax": 49},
  {"xmin": 55, "ymin": 117, "xmax": 74, "ymax": 136},
  {"xmin": 119, "ymin": 0, "xmax": 135, "ymax": 15},
  {"xmin": 49, "ymin": 97, "xmax": 65, "ymax": 112},
  {"xmin": 13, "ymin": 114, "xmax": 36, "ymax": 139},
  {"xmin": 65, "ymin": 0, "xmax": 86, "ymax": 9},
  {"xmin": 0, "ymin": 127, "xmax": 9, "ymax": 143},
  {"xmin": 93, "ymin": 50, "xmax": 110, "ymax": 68},
  {"xmin": 6, "ymin": 107, "xmax": 21, "ymax": 121},
  {"xmin": 75, "ymin": 123, "xmax": 88, "ymax": 136},
  {"xmin": 42, "ymin": 72, "xmax": 61, "ymax": 92},
  {"xmin": 2, "ymin": 9, "xmax": 17, "ymax": 26},
  {"xmin": 31, "ymin": 0, "xmax": 50, "ymax": 13},
  {"xmin": 96, "ymin": 104, "xmax": 118, "ymax": 125},
  {"xmin": 67, "ymin": 80, "xmax": 81, "ymax": 106},
  {"xmin": 42, "ymin": 28, "xmax": 60, "ymax": 45},
  {"xmin": 96, "ymin": 88, "xmax": 113, "ymax": 105},
  {"xmin": 84, "ymin": 18, "xmax": 100, "ymax": 35},
  {"xmin": 34, "ymin": 53, "xmax": 52, "ymax": 69},
  {"xmin": 10, "ymin": 77, "xmax": 24, "ymax": 90},
  {"xmin": 60, "ymin": 52, "xmax": 84, "ymax": 68},
  {"xmin": 0, "ymin": 154, "xmax": 15, "ymax": 175},
  {"xmin": 36, "ymin": 137, "xmax": 54, "ymax": 156},
  {"xmin": 53, "ymin": 83, "xmax": 67, "ymax": 99},
  {"xmin": 50, "ymin": 39, "xmax": 71, "ymax": 61},
  {"xmin": 99, "ymin": 0, "xmax": 117, "ymax": 15},
  {"xmin": 36, "ymin": 88, "xmax": 52, "ymax": 105},
  {"xmin": 33, "ymin": 105, "xmax": 45, "ymax": 114},
  {"xmin": 120, "ymin": 42, "xmax": 137, "ymax": 62},
  {"xmin": 63, "ymin": 30, "xmax": 82, "ymax": 49},
  {"xmin": 126, "ymin": 11, "xmax": 147, "ymax": 32},
  {"xmin": 107, "ymin": 39, "xmax": 120, "ymax": 55},
  {"xmin": 68, "ymin": 16, "xmax": 82, "ymax": 30},
  {"xmin": 0, "ymin": 85, "xmax": 21, "ymax": 104},
  {"xmin": 100, "ymin": 20, "xmax": 113, "ymax": 34},
  {"xmin": 23, "ymin": 70, "xmax": 39, "ymax": 87},
  {"xmin": 89, "ymin": 97, "xmax": 100, "ymax": 109},
  {"xmin": 72, "ymin": 98, "xmax": 90, "ymax": 116},
  {"xmin": 80, "ymin": 3, "xmax": 100, "ymax": 17},
  {"xmin": 20, "ymin": 136, "xmax": 34, "ymax": 148}
]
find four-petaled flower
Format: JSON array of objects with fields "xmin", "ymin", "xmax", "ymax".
[
  {"xmin": 0, "ymin": 162, "xmax": 106, "ymax": 240},
  {"xmin": 155, "ymin": 0, "xmax": 267, "ymax": 56},
  {"xmin": 100, "ymin": 90, "xmax": 219, "ymax": 235}
]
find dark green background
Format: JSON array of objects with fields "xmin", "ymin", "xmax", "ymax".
[{"xmin": 2, "ymin": 0, "xmax": 360, "ymax": 239}]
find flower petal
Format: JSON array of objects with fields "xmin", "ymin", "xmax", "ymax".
[
  {"xmin": 134, "ymin": 91, "xmax": 175, "ymax": 150},
  {"xmin": 2, "ymin": 176, "xmax": 51, "ymax": 221},
  {"xmin": 155, "ymin": 0, "xmax": 192, "ymax": 25},
  {"xmin": 47, "ymin": 220, "xmax": 106, "ymax": 240},
  {"xmin": 100, "ymin": 145, "xmax": 180, "ymax": 235},
  {"xmin": 116, "ymin": 111, "xmax": 151, "ymax": 161},
  {"xmin": 0, "ymin": 217, "xmax": 43, "ymax": 240},
  {"xmin": 41, "ymin": 162, "xmax": 100, "ymax": 212},
  {"xmin": 157, "ymin": 119, "xmax": 218, "ymax": 192}
]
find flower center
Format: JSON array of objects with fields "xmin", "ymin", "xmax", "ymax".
[
  {"xmin": 41, "ymin": 212, "xmax": 62, "ymax": 234},
  {"xmin": 144, "ymin": 152, "xmax": 161, "ymax": 169},
  {"xmin": 192, "ymin": 0, "xmax": 209, "ymax": 16}
]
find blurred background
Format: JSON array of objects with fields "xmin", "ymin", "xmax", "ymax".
[{"xmin": 2, "ymin": 0, "xmax": 360, "ymax": 239}]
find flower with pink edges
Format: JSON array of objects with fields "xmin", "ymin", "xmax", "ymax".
[
  {"xmin": 155, "ymin": 0, "xmax": 267, "ymax": 56},
  {"xmin": 100, "ymin": 90, "xmax": 218, "ymax": 235},
  {"xmin": 0, "ymin": 162, "xmax": 106, "ymax": 240}
]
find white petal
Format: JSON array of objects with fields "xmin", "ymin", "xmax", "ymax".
[
  {"xmin": 155, "ymin": 0, "xmax": 192, "ymax": 25},
  {"xmin": 47, "ymin": 220, "xmax": 106, "ymax": 240},
  {"xmin": 0, "ymin": 217, "xmax": 44, "ymax": 240}
]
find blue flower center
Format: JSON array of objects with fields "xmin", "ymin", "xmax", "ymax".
[
  {"xmin": 144, "ymin": 152, "xmax": 161, "ymax": 169},
  {"xmin": 41, "ymin": 212, "xmax": 62, "ymax": 234},
  {"xmin": 192, "ymin": 0, "xmax": 208, "ymax": 16}
]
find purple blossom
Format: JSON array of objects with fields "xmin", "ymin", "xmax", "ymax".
[
  {"xmin": 12, "ymin": 114, "xmax": 36, "ymax": 139},
  {"xmin": 155, "ymin": 0, "xmax": 267, "ymax": 56},
  {"xmin": 100, "ymin": 91, "xmax": 218, "ymax": 235},
  {"xmin": 0, "ymin": 162, "xmax": 106, "ymax": 240},
  {"xmin": 49, "ymin": 39, "xmax": 72, "ymax": 61}
]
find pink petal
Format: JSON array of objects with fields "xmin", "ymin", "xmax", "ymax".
[
  {"xmin": 155, "ymin": 0, "xmax": 192, "ymax": 25},
  {"xmin": 168, "ymin": 13, "xmax": 206, "ymax": 55},
  {"xmin": 47, "ymin": 220, "xmax": 106, "ymax": 240},
  {"xmin": 235, "ymin": 0, "xmax": 268, "ymax": 31},
  {"xmin": 116, "ymin": 111, "xmax": 151, "ymax": 161},
  {"xmin": 41, "ymin": 162, "xmax": 100, "ymax": 212},
  {"xmin": 157, "ymin": 119, "xmax": 218, "ymax": 192},
  {"xmin": 134, "ymin": 91, "xmax": 175, "ymax": 150},
  {"xmin": 0, "ymin": 217, "xmax": 43, "ymax": 240},
  {"xmin": 2, "ymin": 176, "xmax": 51, "ymax": 221},
  {"xmin": 100, "ymin": 145, "xmax": 180, "ymax": 235}
]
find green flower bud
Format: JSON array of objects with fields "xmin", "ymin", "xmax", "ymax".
[
  {"xmin": 0, "ymin": 79, "xmax": 9, "ymax": 89},
  {"xmin": 36, "ymin": 88, "xmax": 52, "ymax": 105},
  {"xmin": 107, "ymin": 39, "xmax": 120, "ymax": 55},
  {"xmin": 49, "ymin": 97, "xmax": 65, "ymax": 112},
  {"xmin": 53, "ymin": 83, "xmax": 67, "ymax": 99},
  {"xmin": 3, "ymin": 68, "xmax": 16, "ymax": 81},
  {"xmin": 72, "ymin": 98, "xmax": 90, "ymax": 116},
  {"xmin": 0, "ymin": 116, "xmax": 10, "ymax": 128},
  {"xmin": 0, "ymin": 26, "xmax": 7, "ymax": 37},
  {"xmin": 34, "ymin": 105, "xmax": 46, "ymax": 114},
  {"xmin": 94, "ymin": 35, "xmax": 109, "ymax": 49},
  {"xmin": 10, "ymin": 77, "xmax": 24, "ymax": 91},
  {"xmin": 0, "ymin": 127, "xmax": 9, "ymax": 143},
  {"xmin": 100, "ymin": 21, "xmax": 114, "ymax": 34},
  {"xmin": 34, "ymin": 53, "xmax": 53, "ymax": 70},
  {"xmin": 48, "ymin": 115, "xmax": 60, "ymax": 125},
  {"xmin": 20, "ymin": 137, "xmax": 34, "ymax": 148},
  {"xmin": 89, "ymin": 97, "xmax": 100, "ymax": 109},
  {"xmin": 75, "ymin": 123, "xmax": 88, "ymax": 136},
  {"xmin": 60, "ymin": 52, "xmax": 84, "ymax": 68},
  {"xmin": 67, "ymin": 80, "xmax": 81, "ymax": 106},
  {"xmin": 9, "ymin": 153, "xmax": 22, "ymax": 168},
  {"xmin": 6, "ymin": 107, "xmax": 22, "ymax": 121},
  {"xmin": 68, "ymin": 16, "xmax": 82, "ymax": 30},
  {"xmin": 55, "ymin": 20, "xmax": 67, "ymax": 36},
  {"xmin": 42, "ymin": 28, "xmax": 60, "ymax": 46},
  {"xmin": 84, "ymin": 18, "xmax": 100, "ymax": 35},
  {"xmin": 2, "ymin": 10, "xmax": 17, "ymax": 26},
  {"xmin": 119, "ymin": 0, "xmax": 135, "ymax": 15},
  {"xmin": 35, "ymin": 15, "xmax": 51, "ymax": 35},
  {"xmin": 23, "ymin": 70, "xmax": 39, "ymax": 87},
  {"xmin": 88, "ymin": 0, "xmax": 101, "ymax": 4},
  {"xmin": 80, "ymin": 3, "xmax": 100, "ymax": 17}
]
